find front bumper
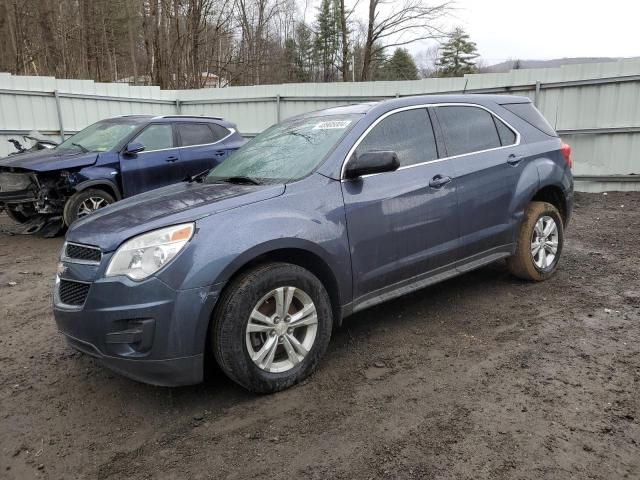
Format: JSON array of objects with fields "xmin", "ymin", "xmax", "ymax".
[{"xmin": 53, "ymin": 260, "xmax": 221, "ymax": 387}]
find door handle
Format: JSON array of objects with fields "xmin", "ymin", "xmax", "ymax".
[
  {"xmin": 507, "ymin": 153, "xmax": 524, "ymax": 166},
  {"xmin": 429, "ymin": 175, "xmax": 452, "ymax": 189},
  {"xmin": 214, "ymin": 150, "xmax": 226, "ymax": 157},
  {"xmin": 165, "ymin": 156, "xmax": 178, "ymax": 163}
]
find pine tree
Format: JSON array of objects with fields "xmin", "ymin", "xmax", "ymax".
[
  {"xmin": 436, "ymin": 27, "xmax": 479, "ymax": 77},
  {"xmin": 314, "ymin": 0, "xmax": 340, "ymax": 81},
  {"xmin": 382, "ymin": 48, "xmax": 419, "ymax": 80}
]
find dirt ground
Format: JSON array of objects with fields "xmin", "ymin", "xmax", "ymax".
[{"xmin": 0, "ymin": 191, "xmax": 639, "ymax": 480}]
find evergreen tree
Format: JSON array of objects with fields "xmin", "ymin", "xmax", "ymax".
[
  {"xmin": 436, "ymin": 27, "xmax": 479, "ymax": 77},
  {"xmin": 314, "ymin": 0, "xmax": 340, "ymax": 81},
  {"xmin": 382, "ymin": 48, "xmax": 419, "ymax": 80}
]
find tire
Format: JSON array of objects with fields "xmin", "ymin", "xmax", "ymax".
[
  {"xmin": 212, "ymin": 262, "xmax": 333, "ymax": 393},
  {"xmin": 507, "ymin": 201, "xmax": 564, "ymax": 281},
  {"xmin": 63, "ymin": 189, "xmax": 115, "ymax": 226},
  {"xmin": 4, "ymin": 205, "xmax": 36, "ymax": 224}
]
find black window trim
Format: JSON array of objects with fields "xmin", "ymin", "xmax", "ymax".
[
  {"xmin": 127, "ymin": 122, "xmax": 177, "ymax": 154},
  {"xmin": 340, "ymin": 102, "xmax": 521, "ymax": 180},
  {"xmin": 175, "ymin": 122, "xmax": 235, "ymax": 149}
]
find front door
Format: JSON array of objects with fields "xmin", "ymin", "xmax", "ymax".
[
  {"xmin": 341, "ymin": 107, "xmax": 459, "ymax": 302},
  {"xmin": 176, "ymin": 122, "xmax": 230, "ymax": 178},
  {"xmin": 120, "ymin": 123, "xmax": 183, "ymax": 196}
]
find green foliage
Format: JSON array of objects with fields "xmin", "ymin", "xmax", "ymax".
[
  {"xmin": 436, "ymin": 27, "xmax": 479, "ymax": 77},
  {"xmin": 382, "ymin": 48, "xmax": 419, "ymax": 81}
]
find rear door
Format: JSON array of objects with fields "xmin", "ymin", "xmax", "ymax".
[
  {"xmin": 433, "ymin": 104, "xmax": 526, "ymax": 262},
  {"xmin": 341, "ymin": 107, "xmax": 459, "ymax": 303},
  {"xmin": 119, "ymin": 123, "xmax": 183, "ymax": 196},
  {"xmin": 176, "ymin": 122, "xmax": 232, "ymax": 178}
]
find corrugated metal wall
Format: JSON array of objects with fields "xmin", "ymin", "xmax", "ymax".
[{"xmin": 1, "ymin": 59, "xmax": 639, "ymax": 191}]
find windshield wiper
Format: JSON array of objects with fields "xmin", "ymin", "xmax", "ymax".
[
  {"xmin": 187, "ymin": 168, "xmax": 211, "ymax": 183},
  {"xmin": 213, "ymin": 175, "xmax": 262, "ymax": 185},
  {"xmin": 71, "ymin": 142, "xmax": 89, "ymax": 153}
]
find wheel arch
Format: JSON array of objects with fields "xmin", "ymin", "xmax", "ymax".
[
  {"xmin": 73, "ymin": 180, "xmax": 122, "ymax": 201},
  {"xmin": 530, "ymin": 184, "xmax": 567, "ymax": 224}
]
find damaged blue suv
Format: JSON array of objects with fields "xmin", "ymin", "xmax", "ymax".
[
  {"xmin": 0, "ymin": 115, "xmax": 243, "ymax": 227},
  {"xmin": 53, "ymin": 95, "xmax": 573, "ymax": 393}
]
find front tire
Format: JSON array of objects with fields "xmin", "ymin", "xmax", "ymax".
[
  {"xmin": 507, "ymin": 201, "xmax": 564, "ymax": 281},
  {"xmin": 212, "ymin": 262, "xmax": 333, "ymax": 393},
  {"xmin": 4, "ymin": 204, "xmax": 36, "ymax": 224},
  {"xmin": 63, "ymin": 189, "xmax": 115, "ymax": 226}
]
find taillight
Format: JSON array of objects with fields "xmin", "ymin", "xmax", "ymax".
[{"xmin": 560, "ymin": 142, "xmax": 572, "ymax": 169}]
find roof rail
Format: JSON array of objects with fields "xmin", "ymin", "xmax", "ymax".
[{"xmin": 154, "ymin": 115, "xmax": 223, "ymax": 120}]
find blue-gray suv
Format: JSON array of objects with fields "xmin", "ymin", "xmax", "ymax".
[{"xmin": 53, "ymin": 95, "xmax": 574, "ymax": 393}]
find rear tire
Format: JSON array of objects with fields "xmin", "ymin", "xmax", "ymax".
[
  {"xmin": 212, "ymin": 262, "xmax": 333, "ymax": 393},
  {"xmin": 507, "ymin": 201, "xmax": 564, "ymax": 281},
  {"xmin": 63, "ymin": 189, "xmax": 115, "ymax": 226}
]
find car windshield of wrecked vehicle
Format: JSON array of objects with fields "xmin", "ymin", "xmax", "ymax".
[
  {"xmin": 56, "ymin": 120, "xmax": 141, "ymax": 153},
  {"xmin": 206, "ymin": 114, "xmax": 361, "ymax": 184}
]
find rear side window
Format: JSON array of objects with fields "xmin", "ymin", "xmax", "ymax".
[
  {"xmin": 133, "ymin": 124, "xmax": 174, "ymax": 152},
  {"xmin": 354, "ymin": 108, "xmax": 437, "ymax": 168},
  {"xmin": 493, "ymin": 117, "xmax": 517, "ymax": 146},
  {"xmin": 209, "ymin": 123, "xmax": 231, "ymax": 141},
  {"xmin": 178, "ymin": 123, "xmax": 217, "ymax": 146},
  {"xmin": 436, "ymin": 106, "xmax": 501, "ymax": 156},
  {"xmin": 502, "ymin": 102, "xmax": 557, "ymax": 137}
]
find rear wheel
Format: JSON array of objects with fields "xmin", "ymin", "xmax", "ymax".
[
  {"xmin": 212, "ymin": 262, "xmax": 333, "ymax": 393},
  {"xmin": 507, "ymin": 201, "xmax": 564, "ymax": 281},
  {"xmin": 63, "ymin": 189, "xmax": 115, "ymax": 226}
]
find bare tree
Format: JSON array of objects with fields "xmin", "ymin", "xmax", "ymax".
[{"xmin": 360, "ymin": 0, "xmax": 451, "ymax": 80}]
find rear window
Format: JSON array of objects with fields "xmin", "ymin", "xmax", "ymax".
[
  {"xmin": 178, "ymin": 123, "xmax": 217, "ymax": 146},
  {"xmin": 436, "ymin": 106, "xmax": 501, "ymax": 156},
  {"xmin": 502, "ymin": 103, "xmax": 557, "ymax": 137}
]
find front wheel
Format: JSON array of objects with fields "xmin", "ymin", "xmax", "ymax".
[
  {"xmin": 63, "ymin": 189, "xmax": 115, "ymax": 226},
  {"xmin": 212, "ymin": 262, "xmax": 333, "ymax": 393},
  {"xmin": 4, "ymin": 204, "xmax": 36, "ymax": 224},
  {"xmin": 507, "ymin": 201, "xmax": 564, "ymax": 281}
]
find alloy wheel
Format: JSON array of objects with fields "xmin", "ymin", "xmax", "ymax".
[{"xmin": 531, "ymin": 215, "xmax": 559, "ymax": 269}]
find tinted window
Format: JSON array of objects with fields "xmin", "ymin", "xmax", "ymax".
[
  {"xmin": 354, "ymin": 109, "xmax": 437, "ymax": 167},
  {"xmin": 494, "ymin": 117, "xmax": 517, "ymax": 146},
  {"xmin": 133, "ymin": 124, "xmax": 173, "ymax": 152},
  {"xmin": 209, "ymin": 123, "xmax": 231, "ymax": 141},
  {"xmin": 178, "ymin": 123, "xmax": 217, "ymax": 146},
  {"xmin": 436, "ymin": 106, "xmax": 501, "ymax": 156},
  {"xmin": 502, "ymin": 102, "xmax": 557, "ymax": 137}
]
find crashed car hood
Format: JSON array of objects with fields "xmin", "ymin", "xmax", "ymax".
[
  {"xmin": 0, "ymin": 149, "xmax": 98, "ymax": 172},
  {"xmin": 66, "ymin": 181, "xmax": 285, "ymax": 252}
]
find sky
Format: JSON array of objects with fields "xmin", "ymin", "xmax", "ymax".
[{"xmin": 302, "ymin": 0, "xmax": 638, "ymax": 65}]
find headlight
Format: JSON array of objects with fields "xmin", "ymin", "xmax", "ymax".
[{"xmin": 106, "ymin": 223, "xmax": 194, "ymax": 281}]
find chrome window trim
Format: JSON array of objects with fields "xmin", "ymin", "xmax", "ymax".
[
  {"xmin": 134, "ymin": 127, "xmax": 236, "ymax": 155},
  {"xmin": 61, "ymin": 241, "xmax": 102, "ymax": 266},
  {"xmin": 340, "ymin": 103, "xmax": 521, "ymax": 180}
]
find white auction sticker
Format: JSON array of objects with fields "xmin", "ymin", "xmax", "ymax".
[{"xmin": 312, "ymin": 120, "xmax": 352, "ymax": 130}]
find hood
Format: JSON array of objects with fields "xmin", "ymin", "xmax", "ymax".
[
  {"xmin": 67, "ymin": 181, "xmax": 286, "ymax": 251},
  {"xmin": 0, "ymin": 148, "xmax": 98, "ymax": 172}
]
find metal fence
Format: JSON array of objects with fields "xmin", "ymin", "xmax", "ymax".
[{"xmin": 1, "ymin": 59, "xmax": 639, "ymax": 192}]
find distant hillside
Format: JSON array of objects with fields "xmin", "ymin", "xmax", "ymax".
[{"xmin": 485, "ymin": 57, "xmax": 639, "ymax": 73}]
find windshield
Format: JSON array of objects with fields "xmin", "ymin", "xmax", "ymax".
[
  {"xmin": 206, "ymin": 114, "xmax": 361, "ymax": 184},
  {"xmin": 57, "ymin": 120, "xmax": 143, "ymax": 153}
]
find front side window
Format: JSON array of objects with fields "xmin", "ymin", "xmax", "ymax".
[
  {"xmin": 354, "ymin": 108, "xmax": 437, "ymax": 168},
  {"xmin": 178, "ymin": 123, "xmax": 218, "ymax": 146},
  {"xmin": 133, "ymin": 124, "xmax": 174, "ymax": 152},
  {"xmin": 207, "ymin": 114, "xmax": 361, "ymax": 184},
  {"xmin": 56, "ymin": 120, "xmax": 142, "ymax": 153},
  {"xmin": 436, "ymin": 106, "xmax": 501, "ymax": 156}
]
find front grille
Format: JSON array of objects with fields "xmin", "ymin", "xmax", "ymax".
[
  {"xmin": 65, "ymin": 243, "xmax": 102, "ymax": 263},
  {"xmin": 58, "ymin": 279, "xmax": 90, "ymax": 306}
]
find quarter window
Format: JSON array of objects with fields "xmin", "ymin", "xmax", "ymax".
[
  {"xmin": 133, "ymin": 124, "xmax": 174, "ymax": 152},
  {"xmin": 354, "ymin": 108, "xmax": 437, "ymax": 168},
  {"xmin": 209, "ymin": 123, "xmax": 231, "ymax": 142},
  {"xmin": 436, "ymin": 106, "xmax": 501, "ymax": 156},
  {"xmin": 493, "ymin": 116, "xmax": 517, "ymax": 146},
  {"xmin": 178, "ymin": 123, "xmax": 217, "ymax": 146}
]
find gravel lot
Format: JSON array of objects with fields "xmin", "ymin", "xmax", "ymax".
[{"xmin": 1, "ymin": 191, "xmax": 639, "ymax": 480}]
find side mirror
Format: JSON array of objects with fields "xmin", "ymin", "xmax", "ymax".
[
  {"xmin": 124, "ymin": 142, "xmax": 145, "ymax": 155},
  {"xmin": 344, "ymin": 151, "xmax": 400, "ymax": 179}
]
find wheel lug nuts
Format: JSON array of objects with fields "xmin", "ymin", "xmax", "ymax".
[
  {"xmin": 285, "ymin": 316, "xmax": 291, "ymax": 323},
  {"xmin": 270, "ymin": 330, "xmax": 276, "ymax": 336},
  {"xmin": 278, "ymin": 336, "xmax": 284, "ymax": 343},
  {"xmin": 287, "ymin": 328, "xmax": 293, "ymax": 334}
]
